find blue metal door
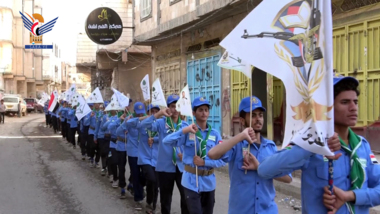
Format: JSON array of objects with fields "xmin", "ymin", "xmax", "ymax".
[{"xmin": 187, "ymin": 55, "xmax": 221, "ymax": 132}]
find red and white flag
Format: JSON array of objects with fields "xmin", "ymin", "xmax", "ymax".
[
  {"xmin": 48, "ymin": 91, "xmax": 58, "ymax": 112},
  {"xmin": 370, "ymin": 154, "xmax": 378, "ymax": 164}
]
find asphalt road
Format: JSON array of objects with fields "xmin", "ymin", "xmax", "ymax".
[{"xmin": 0, "ymin": 113, "xmax": 301, "ymax": 214}]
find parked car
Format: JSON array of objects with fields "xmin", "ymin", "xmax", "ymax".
[
  {"xmin": 24, "ymin": 98, "xmax": 43, "ymax": 113},
  {"xmin": 3, "ymin": 95, "xmax": 27, "ymax": 116}
]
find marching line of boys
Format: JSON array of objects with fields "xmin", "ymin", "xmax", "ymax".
[{"xmin": 41, "ymin": 74, "xmax": 380, "ymax": 214}]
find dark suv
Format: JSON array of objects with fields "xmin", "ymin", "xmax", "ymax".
[{"xmin": 24, "ymin": 98, "xmax": 43, "ymax": 113}]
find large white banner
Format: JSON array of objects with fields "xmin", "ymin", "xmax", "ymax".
[{"xmin": 220, "ymin": 0, "xmax": 334, "ymax": 156}]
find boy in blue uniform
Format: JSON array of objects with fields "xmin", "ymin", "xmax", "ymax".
[
  {"xmin": 68, "ymin": 105, "xmax": 78, "ymax": 148},
  {"xmin": 163, "ymin": 96, "xmax": 227, "ymax": 214},
  {"xmin": 127, "ymin": 104, "xmax": 160, "ymax": 213},
  {"xmin": 96, "ymin": 101, "xmax": 109, "ymax": 176},
  {"xmin": 208, "ymin": 96, "xmax": 292, "ymax": 214},
  {"xmin": 257, "ymin": 75, "xmax": 380, "ymax": 214},
  {"xmin": 103, "ymin": 107, "xmax": 120, "ymax": 187},
  {"xmin": 85, "ymin": 103, "xmax": 102, "ymax": 168},
  {"xmin": 82, "ymin": 105, "xmax": 92, "ymax": 160},
  {"xmin": 44, "ymin": 102, "xmax": 49, "ymax": 127},
  {"xmin": 118, "ymin": 102, "xmax": 146, "ymax": 210},
  {"xmin": 59, "ymin": 101, "xmax": 68, "ymax": 139},
  {"xmin": 140, "ymin": 95, "xmax": 189, "ymax": 214}
]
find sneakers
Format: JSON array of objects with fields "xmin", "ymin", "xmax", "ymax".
[
  {"xmin": 135, "ymin": 201, "xmax": 143, "ymax": 211},
  {"xmin": 120, "ymin": 188, "xmax": 126, "ymax": 199},
  {"xmin": 109, "ymin": 175, "xmax": 113, "ymax": 183},
  {"xmin": 127, "ymin": 183, "xmax": 134, "ymax": 196},
  {"xmin": 101, "ymin": 169, "xmax": 106, "ymax": 176},
  {"xmin": 89, "ymin": 159, "xmax": 95, "ymax": 168},
  {"xmin": 95, "ymin": 163, "xmax": 100, "ymax": 168},
  {"xmin": 112, "ymin": 180, "xmax": 118, "ymax": 188}
]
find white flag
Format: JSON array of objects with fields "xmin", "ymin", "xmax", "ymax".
[
  {"xmin": 86, "ymin": 87, "xmax": 104, "ymax": 104},
  {"xmin": 176, "ymin": 84, "xmax": 193, "ymax": 116},
  {"xmin": 140, "ymin": 74, "xmax": 150, "ymax": 101},
  {"xmin": 70, "ymin": 92, "xmax": 80, "ymax": 106},
  {"xmin": 105, "ymin": 94, "xmax": 124, "ymax": 111},
  {"xmin": 67, "ymin": 84, "xmax": 76, "ymax": 103},
  {"xmin": 75, "ymin": 95, "xmax": 91, "ymax": 121},
  {"xmin": 218, "ymin": 51, "xmax": 252, "ymax": 78},
  {"xmin": 220, "ymin": 0, "xmax": 334, "ymax": 156},
  {"xmin": 112, "ymin": 88, "xmax": 130, "ymax": 108},
  {"xmin": 151, "ymin": 78, "xmax": 167, "ymax": 107}
]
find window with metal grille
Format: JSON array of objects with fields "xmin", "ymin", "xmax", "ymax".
[
  {"xmin": 141, "ymin": 0, "xmax": 152, "ymax": 19},
  {"xmin": 155, "ymin": 63, "xmax": 181, "ymax": 97}
]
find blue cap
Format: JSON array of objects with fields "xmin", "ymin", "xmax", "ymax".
[
  {"xmin": 167, "ymin": 94, "xmax": 179, "ymax": 105},
  {"xmin": 147, "ymin": 104, "xmax": 160, "ymax": 112},
  {"xmin": 134, "ymin": 102, "xmax": 146, "ymax": 114},
  {"xmin": 192, "ymin": 96, "xmax": 211, "ymax": 110},
  {"xmin": 239, "ymin": 96, "xmax": 266, "ymax": 113},
  {"xmin": 333, "ymin": 73, "xmax": 359, "ymax": 86}
]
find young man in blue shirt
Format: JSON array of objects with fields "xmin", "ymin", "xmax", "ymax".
[
  {"xmin": 163, "ymin": 96, "xmax": 227, "ymax": 214},
  {"xmin": 127, "ymin": 104, "xmax": 160, "ymax": 213},
  {"xmin": 257, "ymin": 75, "xmax": 380, "ymax": 214},
  {"xmin": 140, "ymin": 95, "xmax": 189, "ymax": 214},
  {"xmin": 207, "ymin": 96, "xmax": 292, "ymax": 214}
]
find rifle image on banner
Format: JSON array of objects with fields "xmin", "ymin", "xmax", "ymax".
[{"xmin": 241, "ymin": 0, "xmax": 323, "ymax": 76}]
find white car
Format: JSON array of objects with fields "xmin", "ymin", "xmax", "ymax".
[{"xmin": 3, "ymin": 96, "xmax": 27, "ymax": 116}]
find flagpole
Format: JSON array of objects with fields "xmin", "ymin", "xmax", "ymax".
[
  {"xmin": 190, "ymin": 115, "xmax": 198, "ymax": 188},
  {"xmin": 245, "ymin": 70, "xmax": 252, "ymax": 175}
]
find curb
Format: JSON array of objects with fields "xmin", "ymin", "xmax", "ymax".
[{"xmin": 215, "ymin": 165, "xmax": 380, "ymax": 213}]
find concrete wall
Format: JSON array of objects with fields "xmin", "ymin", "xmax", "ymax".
[{"xmin": 115, "ymin": 53, "xmax": 152, "ymax": 102}]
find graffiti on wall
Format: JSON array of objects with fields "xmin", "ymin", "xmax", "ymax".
[{"xmin": 222, "ymin": 86, "xmax": 230, "ymax": 118}]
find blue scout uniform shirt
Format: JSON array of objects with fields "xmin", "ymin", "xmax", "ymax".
[
  {"xmin": 103, "ymin": 115, "xmax": 119, "ymax": 149},
  {"xmin": 163, "ymin": 123, "xmax": 225, "ymax": 192},
  {"xmin": 127, "ymin": 118, "xmax": 159, "ymax": 167},
  {"xmin": 118, "ymin": 117, "xmax": 138, "ymax": 156},
  {"xmin": 57, "ymin": 106, "xmax": 63, "ymax": 121},
  {"xmin": 83, "ymin": 112, "xmax": 91, "ymax": 127},
  {"xmin": 100, "ymin": 114, "xmax": 110, "ymax": 138},
  {"xmin": 44, "ymin": 104, "xmax": 48, "ymax": 115},
  {"xmin": 258, "ymin": 137, "xmax": 380, "ymax": 214},
  {"xmin": 88, "ymin": 110, "xmax": 101, "ymax": 138},
  {"xmin": 222, "ymin": 137, "xmax": 290, "ymax": 214},
  {"xmin": 61, "ymin": 107, "xmax": 68, "ymax": 121},
  {"xmin": 141, "ymin": 115, "xmax": 185, "ymax": 173},
  {"xmin": 80, "ymin": 119, "xmax": 84, "ymax": 132},
  {"xmin": 96, "ymin": 113, "xmax": 107, "ymax": 139},
  {"xmin": 115, "ymin": 118, "xmax": 127, "ymax": 152},
  {"xmin": 68, "ymin": 109, "xmax": 78, "ymax": 128}
]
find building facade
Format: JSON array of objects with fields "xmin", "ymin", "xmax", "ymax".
[{"xmin": 132, "ymin": 0, "xmax": 380, "ymax": 148}]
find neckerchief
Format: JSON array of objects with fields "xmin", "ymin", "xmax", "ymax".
[
  {"xmin": 339, "ymin": 128, "xmax": 365, "ymax": 214},
  {"xmin": 195, "ymin": 124, "xmax": 212, "ymax": 159},
  {"xmin": 166, "ymin": 117, "xmax": 182, "ymax": 165}
]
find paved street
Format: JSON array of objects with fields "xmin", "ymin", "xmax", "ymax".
[{"xmin": 0, "ymin": 113, "xmax": 300, "ymax": 214}]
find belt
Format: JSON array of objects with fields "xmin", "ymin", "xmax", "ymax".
[
  {"xmin": 111, "ymin": 138, "xmax": 117, "ymax": 143},
  {"xmin": 104, "ymin": 134, "xmax": 111, "ymax": 138},
  {"xmin": 90, "ymin": 126, "xmax": 95, "ymax": 130},
  {"xmin": 117, "ymin": 137, "xmax": 127, "ymax": 143},
  {"xmin": 184, "ymin": 165, "xmax": 214, "ymax": 176}
]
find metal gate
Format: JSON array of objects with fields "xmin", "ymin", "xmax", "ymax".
[
  {"xmin": 187, "ymin": 55, "xmax": 221, "ymax": 132},
  {"xmin": 333, "ymin": 18, "xmax": 380, "ymax": 127}
]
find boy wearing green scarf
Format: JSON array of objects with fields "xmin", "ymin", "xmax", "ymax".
[{"xmin": 257, "ymin": 75, "xmax": 380, "ymax": 214}]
